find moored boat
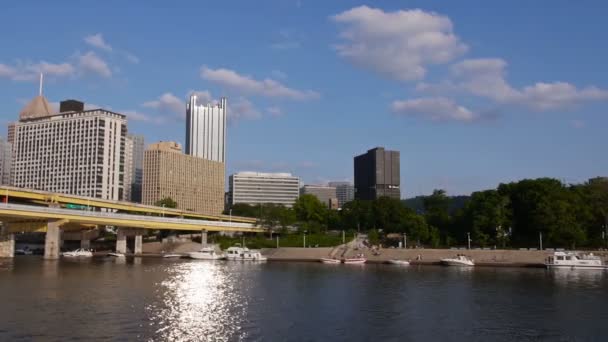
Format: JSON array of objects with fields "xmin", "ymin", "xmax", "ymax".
[
  {"xmin": 545, "ymin": 251, "xmax": 607, "ymax": 270},
  {"xmin": 320, "ymin": 258, "xmax": 341, "ymax": 264},
  {"xmin": 239, "ymin": 249, "xmax": 267, "ymax": 261},
  {"xmin": 188, "ymin": 247, "xmax": 225, "ymax": 260},
  {"xmin": 107, "ymin": 252, "xmax": 125, "ymax": 258},
  {"xmin": 440, "ymin": 254, "xmax": 474, "ymax": 266},
  {"xmin": 387, "ymin": 259, "xmax": 410, "ymax": 266},
  {"xmin": 343, "ymin": 254, "xmax": 367, "ymax": 264},
  {"xmin": 63, "ymin": 248, "xmax": 93, "ymax": 258},
  {"xmin": 162, "ymin": 253, "xmax": 183, "ymax": 259},
  {"xmin": 225, "ymin": 245, "xmax": 248, "ymax": 260}
]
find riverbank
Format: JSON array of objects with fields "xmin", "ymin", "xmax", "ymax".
[{"xmin": 262, "ymin": 247, "xmax": 608, "ymax": 267}]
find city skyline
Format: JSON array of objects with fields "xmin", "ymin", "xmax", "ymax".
[{"xmin": 1, "ymin": 1, "xmax": 608, "ymax": 197}]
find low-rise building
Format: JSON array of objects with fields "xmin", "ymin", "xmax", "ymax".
[
  {"xmin": 328, "ymin": 181, "xmax": 355, "ymax": 208},
  {"xmin": 301, "ymin": 185, "xmax": 338, "ymax": 208},
  {"xmin": 229, "ymin": 172, "xmax": 300, "ymax": 207}
]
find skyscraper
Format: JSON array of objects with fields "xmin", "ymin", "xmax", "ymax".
[
  {"xmin": 354, "ymin": 147, "xmax": 400, "ymax": 200},
  {"xmin": 0, "ymin": 136, "xmax": 12, "ymax": 185},
  {"xmin": 124, "ymin": 134, "xmax": 144, "ymax": 203},
  {"xmin": 12, "ymin": 97, "xmax": 126, "ymax": 200},
  {"xmin": 229, "ymin": 172, "xmax": 300, "ymax": 207},
  {"xmin": 185, "ymin": 95, "xmax": 227, "ymax": 163},
  {"xmin": 328, "ymin": 181, "xmax": 355, "ymax": 208}
]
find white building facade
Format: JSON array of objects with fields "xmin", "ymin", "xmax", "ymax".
[
  {"xmin": 185, "ymin": 95, "xmax": 227, "ymax": 163},
  {"xmin": 229, "ymin": 172, "xmax": 300, "ymax": 207},
  {"xmin": 12, "ymin": 97, "xmax": 126, "ymax": 200}
]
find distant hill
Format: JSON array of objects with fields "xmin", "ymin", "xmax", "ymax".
[{"xmin": 402, "ymin": 195, "xmax": 470, "ymax": 215}]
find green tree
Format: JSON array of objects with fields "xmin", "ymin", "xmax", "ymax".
[
  {"xmin": 293, "ymin": 194, "xmax": 328, "ymax": 230},
  {"xmin": 423, "ymin": 189, "xmax": 451, "ymax": 232},
  {"xmin": 155, "ymin": 197, "xmax": 177, "ymax": 209}
]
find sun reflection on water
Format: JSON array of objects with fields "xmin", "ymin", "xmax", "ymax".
[{"xmin": 147, "ymin": 262, "xmax": 247, "ymax": 342}]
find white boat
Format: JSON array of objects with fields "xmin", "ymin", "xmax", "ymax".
[
  {"xmin": 320, "ymin": 258, "xmax": 341, "ymax": 264},
  {"xmin": 162, "ymin": 253, "xmax": 182, "ymax": 259},
  {"xmin": 188, "ymin": 247, "xmax": 225, "ymax": 260},
  {"xmin": 239, "ymin": 250, "xmax": 267, "ymax": 261},
  {"xmin": 15, "ymin": 247, "xmax": 33, "ymax": 255},
  {"xmin": 62, "ymin": 248, "xmax": 93, "ymax": 258},
  {"xmin": 343, "ymin": 254, "xmax": 367, "ymax": 264},
  {"xmin": 107, "ymin": 252, "xmax": 125, "ymax": 258},
  {"xmin": 545, "ymin": 251, "xmax": 607, "ymax": 270},
  {"xmin": 387, "ymin": 259, "xmax": 410, "ymax": 266},
  {"xmin": 225, "ymin": 245, "xmax": 248, "ymax": 260},
  {"xmin": 440, "ymin": 255, "xmax": 475, "ymax": 266}
]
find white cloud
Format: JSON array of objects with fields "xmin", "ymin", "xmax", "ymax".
[
  {"xmin": 391, "ymin": 97, "xmax": 477, "ymax": 122},
  {"xmin": 422, "ymin": 58, "xmax": 608, "ymax": 111},
  {"xmin": 201, "ymin": 66, "xmax": 319, "ymax": 100},
  {"xmin": 142, "ymin": 92, "xmax": 184, "ymax": 116},
  {"xmin": 331, "ymin": 6, "xmax": 467, "ymax": 81},
  {"xmin": 78, "ymin": 51, "xmax": 111, "ymax": 78},
  {"xmin": 84, "ymin": 33, "xmax": 112, "ymax": 51},
  {"xmin": 121, "ymin": 110, "xmax": 165, "ymax": 125},
  {"xmin": 230, "ymin": 98, "xmax": 262, "ymax": 122},
  {"xmin": 188, "ymin": 90, "xmax": 214, "ymax": 105},
  {"xmin": 267, "ymin": 106, "xmax": 283, "ymax": 117},
  {"xmin": 1, "ymin": 61, "xmax": 75, "ymax": 81},
  {"xmin": 125, "ymin": 52, "xmax": 139, "ymax": 64}
]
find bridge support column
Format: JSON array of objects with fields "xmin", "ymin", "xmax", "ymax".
[
  {"xmin": 0, "ymin": 226, "xmax": 15, "ymax": 258},
  {"xmin": 116, "ymin": 228, "xmax": 127, "ymax": 254},
  {"xmin": 80, "ymin": 238, "xmax": 90, "ymax": 250},
  {"xmin": 134, "ymin": 230, "xmax": 143, "ymax": 255},
  {"xmin": 44, "ymin": 220, "xmax": 62, "ymax": 260},
  {"xmin": 201, "ymin": 230, "xmax": 207, "ymax": 247}
]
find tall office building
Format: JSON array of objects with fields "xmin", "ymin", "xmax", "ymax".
[
  {"xmin": 185, "ymin": 95, "xmax": 227, "ymax": 163},
  {"xmin": 354, "ymin": 147, "xmax": 400, "ymax": 200},
  {"xmin": 229, "ymin": 172, "xmax": 300, "ymax": 207},
  {"xmin": 301, "ymin": 185, "xmax": 338, "ymax": 208},
  {"xmin": 12, "ymin": 97, "xmax": 126, "ymax": 200},
  {"xmin": 328, "ymin": 181, "xmax": 355, "ymax": 208},
  {"xmin": 142, "ymin": 141, "xmax": 224, "ymax": 215},
  {"xmin": 123, "ymin": 134, "xmax": 144, "ymax": 203},
  {"xmin": 0, "ymin": 136, "xmax": 12, "ymax": 185}
]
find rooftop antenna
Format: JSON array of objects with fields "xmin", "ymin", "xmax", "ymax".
[{"xmin": 38, "ymin": 73, "xmax": 44, "ymax": 96}]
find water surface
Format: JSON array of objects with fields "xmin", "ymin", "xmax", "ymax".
[{"xmin": 1, "ymin": 257, "xmax": 607, "ymax": 341}]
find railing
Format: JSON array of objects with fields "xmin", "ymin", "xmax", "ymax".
[{"xmin": 0, "ymin": 203, "xmax": 260, "ymax": 230}]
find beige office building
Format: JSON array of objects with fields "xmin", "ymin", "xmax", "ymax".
[{"xmin": 142, "ymin": 141, "xmax": 224, "ymax": 215}]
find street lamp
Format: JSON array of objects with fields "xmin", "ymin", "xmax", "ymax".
[
  {"xmin": 467, "ymin": 232, "xmax": 471, "ymax": 250},
  {"xmin": 403, "ymin": 233, "xmax": 407, "ymax": 249},
  {"xmin": 162, "ymin": 204, "xmax": 165, "ymax": 217},
  {"xmin": 229, "ymin": 209, "xmax": 232, "ymax": 223},
  {"xmin": 303, "ymin": 230, "xmax": 307, "ymax": 248}
]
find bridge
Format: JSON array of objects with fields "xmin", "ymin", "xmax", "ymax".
[{"xmin": 0, "ymin": 187, "xmax": 263, "ymax": 260}]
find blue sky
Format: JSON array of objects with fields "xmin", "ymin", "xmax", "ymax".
[{"xmin": 1, "ymin": 1, "xmax": 607, "ymax": 197}]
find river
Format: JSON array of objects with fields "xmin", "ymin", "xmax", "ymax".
[{"xmin": 1, "ymin": 257, "xmax": 607, "ymax": 341}]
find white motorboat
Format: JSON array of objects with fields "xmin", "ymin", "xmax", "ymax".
[
  {"xmin": 62, "ymin": 248, "xmax": 93, "ymax": 258},
  {"xmin": 225, "ymin": 245, "xmax": 248, "ymax": 260},
  {"xmin": 545, "ymin": 251, "xmax": 607, "ymax": 270},
  {"xmin": 343, "ymin": 254, "xmax": 367, "ymax": 264},
  {"xmin": 162, "ymin": 253, "xmax": 183, "ymax": 259},
  {"xmin": 387, "ymin": 259, "xmax": 410, "ymax": 266},
  {"xmin": 239, "ymin": 249, "xmax": 267, "ymax": 261},
  {"xmin": 440, "ymin": 255, "xmax": 475, "ymax": 266},
  {"xmin": 188, "ymin": 247, "xmax": 225, "ymax": 260},
  {"xmin": 107, "ymin": 252, "xmax": 125, "ymax": 258},
  {"xmin": 15, "ymin": 247, "xmax": 33, "ymax": 255},
  {"xmin": 320, "ymin": 258, "xmax": 341, "ymax": 264}
]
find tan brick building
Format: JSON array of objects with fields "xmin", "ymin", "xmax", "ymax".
[{"xmin": 142, "ymin": 141, "xmax": 224, "ymax": 215}]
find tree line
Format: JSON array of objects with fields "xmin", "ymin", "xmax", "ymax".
[{"xmin": 226, "ymin": 177, "xmax": 608, "ymax": 249}]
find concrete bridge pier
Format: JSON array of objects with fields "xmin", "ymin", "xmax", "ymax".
[
  {"xmin": 44, "ymin": 220, "xmax": 63, "ymax": 260},
  {"xmin": 134, "ymin": 230, "xmax": 143, "ymax": 255},
  {"xmin": 116, "ymin": 228, "xmax": 127, "ymax": 254},
  {"xmin": 0, "ymin": 225, "xmax": 15, "ymax": 258},
  {"xmin": 201, "ymin": 229, "xmax": 208, "ymax": 247}
]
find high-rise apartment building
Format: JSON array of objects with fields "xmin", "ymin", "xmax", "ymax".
[
  {"xmin": 123, "ymin": 134, "xmax": 144, "ymax": 202},
  {"xmin": 229, "ymin": 172, "xmax": 300, "ymax": 207},
  {"xmin": 354, "ymin": 147, "xmax": 400, "ymax": 200},
  {"xmin": 185, "ymin": 95, "xmax": 227, "ymax": 163},
  {"xmin": 142, "ymin": 141, "xmax": 224, "ymax": 215},
  {"xmin": 328, "ymin": 181, "xmax": 355, "ymax": 208},
  {"xmin": 301, "ymin": 185, "xmax": 338, "ymax": 208},
  {"xmin": 12, "ymin": 97, "xmax": 126, "ymax": 200},
  {"xmin": 0, "ymin": 136, "xmax": 12, "ymax": 185}
]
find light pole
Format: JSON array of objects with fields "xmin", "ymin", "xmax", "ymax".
[
  {"xmin": 403, "ymin": 233, "xmax": 407, "ymax": 249},
  {"xmin": 162, "ymin": 204, "xmax": 165, "ymax": 217},
  {"xmin": 342, "ymin": 230, "xmax": 345, "ymax": 244},
  {"xmin": 539, "ymin": 231, "xmax": 543, "ymax": 250},
  {"xmin": 303, "ymin": 230, "xmax": 307, "ymax": 248},
  {"xmin": 229, "ymin": 209, "xmax": 232, "ymax": 223},
  {"xmin": 467, "ymin": 232, "xmax": 471, "ymax": 250},
  {"xmin": 276, "ymin": 235, "xmax": 279, "ymax": 248}
]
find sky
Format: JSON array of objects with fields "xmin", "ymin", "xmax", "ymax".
[{"xmin": 1, "ymin": 1, "xmax": 607, "ymax": 198}]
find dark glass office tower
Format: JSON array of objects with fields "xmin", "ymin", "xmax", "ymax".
[{"xmin": 354, "ymin": 147, "xmax": 400, "ymax": 200}]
